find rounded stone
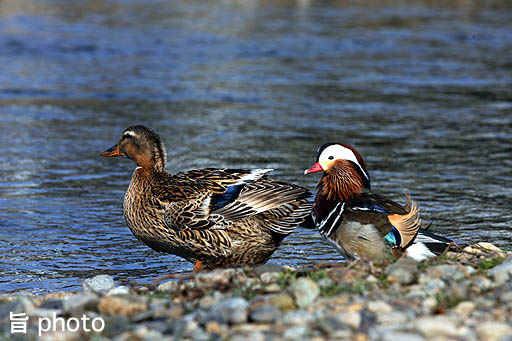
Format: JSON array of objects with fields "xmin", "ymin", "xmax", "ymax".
[
  {"xmin": 83, "ymin": 274, "xmax": 115, "ymax": 293},
  {"xmin": 268, "ymin": 293, "xmax": 296, "ymax": 311},
  {"xmin": 414, "ymin": 316, "xmax": 459, "ymax": 338},
  {"xmin": 454, "ymin": 301, "xmax": 476, "ymax": 316},
  {"xmin": 249, "ymin": 304, "xmax": 280, "ymax": 323},
  {"xmin": 293, "ymin": 277, "xmax": 320, "ymax": 308},
  {"xmin": 476, "ymin": 321, "xmax": 512, "ymax": 341},
  {"xmin": 367, "ymin": 300, "xmax": 392, "ymax": 313}
]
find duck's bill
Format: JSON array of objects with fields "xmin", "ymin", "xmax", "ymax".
[
  {"xmin": 304, "ymin": 162, "xmax": 323, "ymax": 174},
  {"xmin": 101, "ymin": 145, "xmax": 124, "ymax": 157}
]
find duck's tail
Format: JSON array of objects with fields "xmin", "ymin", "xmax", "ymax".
[
  {"xmin": 405, "ymin": 228, "xmax": 455, "ymax": 261},
  {"xmin": 387, "ymin": 194, "xmax": 422, "ymax": 249}
]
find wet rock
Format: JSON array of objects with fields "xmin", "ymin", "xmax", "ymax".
[
  {"xmin": 489, "ymin": 259, "xmax": 512, "ymax": 285},
  {"xmin": 83, "ymin": 274, "xmax": 115, "ymax": 293},
  {"xmin": 293, "ymin": 277, "xmax": 320, "ymax": 308},
  {"xmin": 386, "ymin": 257, "xmax": 418, "ymax": 285},
  {"xmin": 98, "ymin": 295, "xmax": 148, "ymax": 317},
  {"xmin": 414, "ymin": 316, "xmax": 459, "ymax": 338},
  {"xmin": 249, "ymin": 304, "xmax": 280, "ymax": 323},
  {"xmin": 476, "ymin": 321, "xmax": 512, "ymax": 341}
]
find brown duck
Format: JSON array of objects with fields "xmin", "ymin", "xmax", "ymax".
[{"xmin": 102, "ymin": 125, "xmax": 312, "ymax": 271}]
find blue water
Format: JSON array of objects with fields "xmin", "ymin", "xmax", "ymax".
[{"xmin": 0, "ymin": 0, "xmax": 511, "ymax": 294}]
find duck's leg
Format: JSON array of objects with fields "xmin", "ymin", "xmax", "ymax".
[{"xmin": 193, "ymin": 260, "xmax": 203, "ymax": 272}]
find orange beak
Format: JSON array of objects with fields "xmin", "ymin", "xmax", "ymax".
[
  {"xmin": 304, "ymin": 162, "xmax": 323, "ymax": 174},
  {"xmin": 101, "ymin": 144, "xmax": 124, "ymax": 157}
]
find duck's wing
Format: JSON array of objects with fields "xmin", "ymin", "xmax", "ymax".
[
  {"xmin": 156, "ymin": 168, "xmax": 310, "ymax": 234},
  {"xmin": 212, "ymin": 179, "xmax": 312, "ymax": 234},
  {"xmin": 345, "ymin": 193, "xmax": 421, "ymax": 249}
]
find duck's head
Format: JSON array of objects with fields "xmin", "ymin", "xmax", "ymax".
[
  {"xmin": 304, "ymin": 142, "xmax": 371, "ymax": 201},
  {"xmin": 102, "ymin": 125, "xmax": 167, "ymax": 172}
]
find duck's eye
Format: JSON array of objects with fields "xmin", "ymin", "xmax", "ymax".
[{"xmin": 328, "ymin": 156, "xmax": 334, "ymax": 160}]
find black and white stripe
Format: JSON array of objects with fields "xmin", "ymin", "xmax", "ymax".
[{"xmin": 317, "ymin": 202, "xmax": 345, "ymax": 238}]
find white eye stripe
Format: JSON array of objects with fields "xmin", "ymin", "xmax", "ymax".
[
  {"xmin": 319, "ymin": 144, "xmax": 369, "ymax": 180},
  {"xmin": 123, "ymin": 131, "xmax": 136, "ymax": 138}
]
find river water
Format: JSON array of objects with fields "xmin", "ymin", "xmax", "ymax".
[{"xmin": 1, "ymin": 0, "xmax": 511, "ymax": 294}]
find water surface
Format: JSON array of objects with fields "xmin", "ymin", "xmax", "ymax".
[{"xmin": 1, "ymin": 0, "xmax": 511, "ymax": 294}]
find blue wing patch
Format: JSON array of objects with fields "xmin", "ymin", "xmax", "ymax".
[
  {"xmin": 212, "ymin": 184, "xmax": 245, "ymax": 210},
  {"xmin": 384, "ymin": 226, "xmax": 402, "ymax": 248}
]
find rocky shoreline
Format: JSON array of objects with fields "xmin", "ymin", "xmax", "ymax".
[{"xmin": 1, "ymin": 243, "xmax": 512, "ymax": 341}]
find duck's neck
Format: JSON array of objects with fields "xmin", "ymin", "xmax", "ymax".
[
  {"xmin": 135, "ymin": 152, "xmax": 166, "ymax": 173},
  {"xmin": 318, "ymin": 172, "xmax": 363, "ymax": 203}
]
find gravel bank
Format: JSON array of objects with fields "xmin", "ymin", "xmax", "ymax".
[{"xmin": 1, "ymin": 242, "xmax": 511, "ymax": 341}]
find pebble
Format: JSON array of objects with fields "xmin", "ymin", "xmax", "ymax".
[
  {"xmin": 210, "ymin": 297, "xmax": 248, "ymax": 324},
  {"xmin": 476, "ymin": 321, "xmax": 512, "ymax": 341},
  {"xmin": 414, "ymin": 316, "xmax": 459, "ymax": 338},
  {"xmin": 292, "ymin": 277, "xmax": 320, "ymax": 308},
  {"xmin": 62, "ymin": 292, "xmax": 99, "ymax": 313},
  {"xmin": 454, "ymin": 301, "xmax": 476, "ymax": 316},
  {"xmin": 268, "ymin": 293, "xmax": 296, "ymax": 311},
  {"xmin": 489, "ymin": 258, "xmax": 512, "ymax": 285},
  {"xmin": 260, "ymin": 271, "xmax": 280, "ymax": 284},
  {"xmin": 426, "ymin": 264, "xmax": 467, "ymax": 281},
  {"xmin": 472, "ymin": 276, "xmax": 494, "ymax": 292},
  {"xmin": 367, "ymin": 300, "xmax": 392, "ymax": 313},
  {"xmin": 283, "ymin": 325, "xmax": 310, "ymax": 339},
  {"xmin": 98, "ymin": 295, "xmax": 147, "ymax": 317},
  {"xmin": 107, "ymin": 286, "xmax": 130, "ymax": 296},
  {"xmin": 83, "ymin": 274, "xmax": 115, "ymax": 293},
  {"xmin": 376, "ymin": 310, "xmax": 409, "ymax": 325},
  {"xmin": 420, "ymin": 278, "xmax": 446, "ymax": 294},
  {"xmin": 318, "ymin": 315, "xmax": 351, "ymax": 337},
  {"xmin": 386, "ymin": 257, "xmax": 418, "ymax": 285},
  {"xmin": 4, "ymin": 242, "xmax": 510, "ymax": 341},
  {"xmin": 464, "ymin": 242, "xmax": 506, "ymax": 257},
  {"xmin": 282, "ymin": 310, "xmax": 313, "ymax": 325},
  {"xmin": 157, "ymin": 279, "xmax": 181, "ymax": 292},
  {"xmin": 249, "ymin": 304, "xmax": 281, "ymax": 323}
]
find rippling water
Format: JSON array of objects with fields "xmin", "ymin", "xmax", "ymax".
[{"xmin": 1, "ymin": 0, "xmax": 511, "ymax": 294}]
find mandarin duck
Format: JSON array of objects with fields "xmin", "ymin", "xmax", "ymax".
[
  {"xmin": 304, "ymin": 142, "xmax": 453, "ymax": 262},
  {"xmin": 102, "ymin": 125, "xmax": 312, "ymax": 271}
]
